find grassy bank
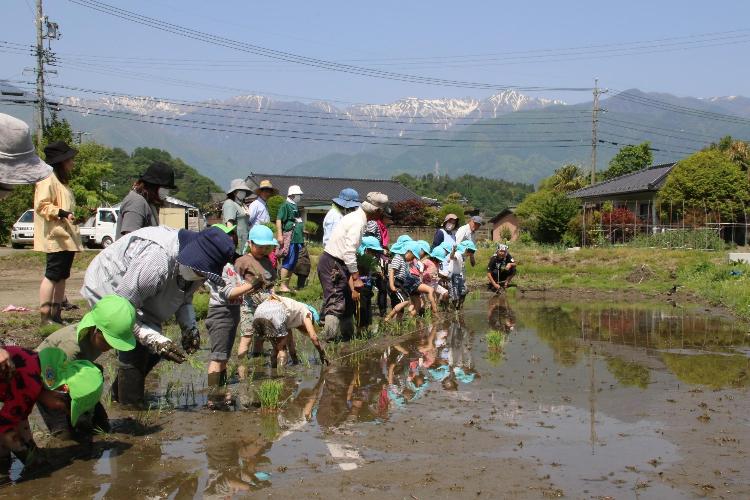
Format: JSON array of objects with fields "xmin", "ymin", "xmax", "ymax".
[{"xmin": 467, "ymin": 243, "xmax": 750, "ymax": 320}]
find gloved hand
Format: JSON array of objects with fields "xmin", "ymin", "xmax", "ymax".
[
  {"xmin": 155, "ymin": 340, "xmax": 187, "ymax": 364},
  {"xmin": 180, "ymin": 325, "xmax": 201, "ymax": 354}
]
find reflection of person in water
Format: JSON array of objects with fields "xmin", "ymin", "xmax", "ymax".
[
  {"xmin": 488, "ymin": 295, "xmax": 516, "ymax": 334},
  {"xmin": 428, "ymin": 319, "xmax": 479, "ymax": 391}
]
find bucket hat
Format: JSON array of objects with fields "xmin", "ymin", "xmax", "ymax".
[
  {"xmin": 77, "ymin": 295, "xmax": 136, "ymax": 352},
  {"xmin": 0, "ymin": 113, "xmax": 52, "ymax": 185},
  {"xmin": 43, "ymin": 141, "xmax": 78, "ymax": 165},
  {"xmin": 442, "ymin": 213, "xmax": 459, "ymax": 226},
  {"xmin": 361, "ymin": 192, "xmax": 388, "ymax": 214},
  {"xmin": 287, "ymin": 185, "xmax": 303, "ymax": 196},
  {"xmin": 415, "ymin": 240, "xmax": 431, "ymax": 256},
  {"xmin": 177, "ymin": 226, "xmax": 236, "ymax": 284},
  {"xmin": 140, "ymin": 161, "xmax": 177, "ymax": 189},
  {"xmin": 332, "ymin": 188, "xmax": 361, "ymax": 209},
  {"xmin": 357, "ymin": 235, "xmax": 384, "ymax": 255},
  {"xmin": 429, "ymin": 246, "xmax": 450, "ymax": 262},
  {"xmin": 227, "ymin": 178, "xmax": 252, "ymax": 195},
  {"xmin": 39, "ymin": 347, "xmax": 104, "ymax": 426},
  {"xmin": 248, "ymin": 224, "xmax": 279, "ymax": 247},
  {"xmin": 390, "ymin": 234, "xmax": 413, "ymax": 255},
  {"xmin": 405, "ymin": 241, "xmax": 423, "ymax": 257},
  {"xmin": 254, "ymin": 179, "xmax": 278, "ymax": 196},
  {"xmin": 457, "ymin": 240, "xmax": 477, "ymax": 253}
]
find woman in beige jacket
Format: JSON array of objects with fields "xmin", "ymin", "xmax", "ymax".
[{"xmin": 34, "ymin": 141, "xmax": 83, "ymax": 325}]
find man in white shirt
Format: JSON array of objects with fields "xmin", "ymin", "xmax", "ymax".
[
  {"xmin": 322, "ymin": 188, "xmax": 360, "ymax": 246},
  {"xmin": 318, "ymin": 192, "xmax": 388, "ymax": 341},
  {"xmin": 455, "ymin": 216, "xmax": 483, "ymax": 267},
  {"xmin": 247, "ymin": 179, "xmax": 277, "ymax": 235}
]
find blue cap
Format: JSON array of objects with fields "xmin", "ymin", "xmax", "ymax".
[
  {"xmin": 332, "ymin": 188, "xmax": 361, "ymax": 209},
  {"xmin": 390, "ymin": 234, "xmax": 413, "ymax": 255},
  {"xmin": 248, "ymin": 224, "xmax": 279, "ymax": 246},
  {"xmin": 177, "ymin": 227, "xmax": 236, "ymax": 284},
  {"xmin": 404, "ymin": 241, "xmax": 422, "ymax": 257},
  {"xmin": 415, "ymin": 240, "xmax": 430, "ymax": 256},
  {"xmin": 457, "ymin": 240, "xmax": 477, "ymax": 253},
  {"xmin": 304, "ymin": 304, "xmax": 320, "ymax": 324},
  {"xmin": 429, "ymin": 246, "xmax": 449, "ymax": 262},
  {"xmin": 358, "ymin": 235, "xmax": 384, "ymax": 255}
]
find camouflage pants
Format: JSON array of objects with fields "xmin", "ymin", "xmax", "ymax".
[{"xmin": 239, "ymin": 302, "xmax": 257, "ymax": 338}]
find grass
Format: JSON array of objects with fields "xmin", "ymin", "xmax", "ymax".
[
  {"xmin": 256, "ymin": 379, "xmax": 285, "ymax": 410},
  {"xmin": 485, "ymin": 330, "xmax": 507, "ymax": 351}
]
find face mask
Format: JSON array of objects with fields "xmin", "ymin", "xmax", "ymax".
[
  {"xmin": 235, "ymin": 190, "xmax": 247, "ymax": 201},
  {"xmin": 179, "ymin": 264, "xmax": 204, "ymax": 281},
  {"xmin": 158, "ymin": 187, "xmax": 170, "ymax": 200},
  {"xmin": 445, "ymin": 223, "xmax": 455, "ymax": 231},
  {"xmin": 291, "ymin": 195, "xmax": 301, "ymax": 204}
]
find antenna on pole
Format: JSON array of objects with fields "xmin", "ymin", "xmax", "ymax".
[{"xmin": 590, "ymin": 78, "xmax": 608, "ymax": 184}]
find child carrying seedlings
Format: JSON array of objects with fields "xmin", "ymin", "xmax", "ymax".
[
  {"xmin": 251, "ymin": 296, "xmax": 328, "ymax": 369},
  {"xmin": 422, "ymin": 245, "xmax": 450, "ymax": 306},
  {"xmin": 0, "ymin": 346, "xmax": 102, "ymax": 477},
  {"xmin": 412, "ymin": 240, "xmax": 439, "ymax": 315},
  {"xmin": 386, "ymin": 242, "xmax": 437, "ymax": 322},
  {"xmin": 439, "ymin": 242, "xmax": 465, "ymax": 310},
  {"xmin": 354, "ymin": 236, "xmax": 385, "ymax": 329},
  {"xmin": 453, "ymin": 240, "xmax": 477, "ymax": 310}
]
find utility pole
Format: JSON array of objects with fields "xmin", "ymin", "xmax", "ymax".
[
  {"xmin": 35, "ymin": 0, "xmax": 45, "ymax": 145},
  {"xmin": 590, "ymin": 79, "xmax": 609, "ymax": 184}
]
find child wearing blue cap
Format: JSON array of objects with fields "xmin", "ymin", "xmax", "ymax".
[
  {"xmin": 355, "ymin": 236, "xmax": 385, "ymax": 328},
  {"xmin": 386, "ymin": 241, "xmax": 437, "ymax": 322}
]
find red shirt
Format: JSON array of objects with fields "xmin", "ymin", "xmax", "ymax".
[{"xmin": 0, "ymin": 347, "xmax": 43, "ymax": 434}]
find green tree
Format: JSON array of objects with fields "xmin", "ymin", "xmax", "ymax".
[
  {"xmin": 544, "ymin": 164, "xmax": 587, "ymax": 193},
  {"xmin": 603, "ymin": 142, "xmax": 653, "ymax": 180},
  {"xmin": 516, "ymin": 189, "xmax": 579, "ymax": 243},
  {"xmin": 658, "ymin": 150, "xmax": 750, "ymax": 219},
  {"xmin": 267, "ymin": 195, "xmax": 285, "ymax": 221}
]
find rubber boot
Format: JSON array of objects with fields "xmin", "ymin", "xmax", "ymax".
[
  {"xmin": 116, "ymin": 367, "xmax": 146, "ymax": 408},
  {"xmin": 340, "ymin": 315, "xmax": 355, "ymax": 342},
  {"xmin": 323, "ymin": 314, "xmax": 341, "ymax": 342}
]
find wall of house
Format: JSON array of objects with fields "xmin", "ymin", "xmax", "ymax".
[{"xmin": 492, "ymin": 214, "xmax": 521, "ymax": 242}]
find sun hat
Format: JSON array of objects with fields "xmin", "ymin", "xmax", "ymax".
[
  {"xmin": 361, "ymin": 192, "xmax": 389, "ymax": 214},
  {"xmin": 415, "ymin": 240, "xmax": 431, "ymax": 256},
  {"xmin": 470, "ymin": 215, "xmax": 484, "ymax": 225},
  {"xmin": 390, "ymin": 234, "xmax": 413, "ymax": 255},
  {"xmin": 287, "ymin": 185, "xmax": 303, "ymax": 196},
  {"xmin": 254, "ymin": 179, "xmax": 278, "ymax": 196},
  {"xmin": 140, "ymin": 161, "xmax": 177, "ymax": 189},
  {"xmin": 429, "ymin": 246, "xmax": 450, "ymax": 262},
  {"xmin": 304, "ymin": 304, "xmax": 320, "ymax": 324},
  {"xmin": 497, "ymin": 243, "xmax": 509, "ymax": 252},
  {"xmin": 438, "ymin": 241, "xmax": 455, "ymax": 253},
  {"xmin": 457, "ymin": 240, "xmax": 477, "ymax": 253},
  {"xmin": 442, "ymin": 213, "xmax": 458, "ymax": 226},
  {"xmin": 358, "ymin": 235, "xmax": 384, "ymax": 255},
  {"xmin": 248, "ymin": 224, "xmax": 279, "ymax": 246},
  {"xmin": 227, "ymin": 178, "xmax": 252, "ymax": 195},
  {"xmin": 0, "ymin": 113, "xmax": 52, "ymax": 185},
  {"xmin": 43, "ymin": 141, "xmax": 78, "ymax": 165},
  {"xmin": 253, "ymin": 299, "xmax": 289, "ymax": 338},
  {"xmin": 177, "ymin": 226, "xmax": 236, "ymax": 284},
  {"xmin": 332, "ymin": 188, "xmax": 361, "ymax": 209},
  {"xmin": 77, "ymin": 295, "xmax": 136, "ymax": 352},
  {"xmin": 405, "ymin": 241, "xmax": 422, "ymax": 257},
  {"xmin": 212, "ymin": 223, "xmax": 236, "ymax": 234},
  {"xmin": 39, "ymin": 347, "xmax": 104, "ymax": 426}
]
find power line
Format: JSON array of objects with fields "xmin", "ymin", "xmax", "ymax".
[{"xmin": 609, "ymin": 90, "xmax": 750, "ymax": 126}]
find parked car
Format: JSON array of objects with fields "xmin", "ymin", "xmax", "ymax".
[
  {"xmin": 10, "ymin": 209, "xmax": 34, "ymax": 248},
  {"xmin": 80, "ymin": 207, "xmax": 119, "ymax": 248}
]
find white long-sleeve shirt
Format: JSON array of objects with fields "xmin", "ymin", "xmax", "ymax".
[
  {"xmin": 455, "ymin": 223, "xmax": 475, "ymax": 245},
  {"xmin": 323, "ymin": 208, "xmax": 367, "ymax": 273},
  {"xmin": 322, "ymin": 205, "xmax": 343, "ymax": 246}
]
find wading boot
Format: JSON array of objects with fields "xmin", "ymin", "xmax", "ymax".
[
  {"xmin": 340, "ymin": 316, "xmax": 355, "ymax": 342},
  {"xmin": 116, "ymin": 367, "xmax": 146, "ymax": 409}
]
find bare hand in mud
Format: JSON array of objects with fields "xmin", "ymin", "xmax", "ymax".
[
  {"xmin": 0, "ymin": 348, "xmax": 15, "ymax": 380},
  {"xmin": 180, "ymin": 326, "xmax": 201, "ymax": 354},
  {"xmin": 158, "ymin": 341, "xmax": 187, "ymax": 363}
]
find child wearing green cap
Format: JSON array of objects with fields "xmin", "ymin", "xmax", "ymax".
[{"xmin": 35, "ymin": 294, "xmax": 136, "ymax": 435}]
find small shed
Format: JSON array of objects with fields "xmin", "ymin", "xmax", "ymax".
[
  {"xmin": 489, "ymin": 207, "xmax": 520, "ymax": 242},
  {"xmin": 160, "ymin": 196, "xmax": 204, "ymax": 231}
]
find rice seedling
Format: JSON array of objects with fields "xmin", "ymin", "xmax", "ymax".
[
  {"xmin": 486, "ymin": 330, "xmax": 507, "ymax": 351},
  {"xmin": 256, "ymin": 379, "xmax": 285, "ymax": 410}
]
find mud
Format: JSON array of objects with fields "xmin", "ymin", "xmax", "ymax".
[{"xmin": 2, "ymin": 295, "xmax": 749, "ymax": 499}]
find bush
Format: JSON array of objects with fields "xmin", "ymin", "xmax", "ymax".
[
  {"xmin": 630, "ymin": 229, "xmax": 726, "ymax": 251},
  {"xmin": 304, "ymin": 220, "xmax": 319, "ymax": 235},
  {"xmin": 267, "ymin": 195, "xmax": 285, "ymax": 221},
  {"xmin": 391, "ymin": 198, "xmax": 431, "ymax": 226},
  {"xmin": 517, "ymin": 190, "xmax": 579, "ymax": 244}
]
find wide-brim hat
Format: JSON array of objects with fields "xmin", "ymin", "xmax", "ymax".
[
  {"xmin": 77, "ymin": 295, "xmax": 136, "ymax": 352},
  {"xmin": 442, "ymin": 213, "xmax": 459, "ymax": 225},
  {"xmin": 43, "ymin": 140, "xmax": 78, "ymax": 166},
  {"xmin": 177, "ymin": 227, "xmax": 236, "ymax": 284},
  {"xmin": 39, "ymin": 347, "xmax": 104, "ymax": 426},
  {"xmin": 140, "ymin": 161, "xmax": 177, "ymax": 189},
  {"xmin": 0, "ymin": 113, "xmax": 52, "ymax": 185},
  {"xmin": 254, "ymin": 179, "xmax": 278, "ymax": 196},
  {"xmin": 332, "ymin": 188, "xmax": 361, "ymax": 209},
  {"xmin": 357, "ymin": 235, "xmax": 384, "ymax": 255},
  {"xmin": 287, "ymin": 184, "xmax": 304, "ymax": 196},
  {"xmin": 227, "ymin": 178, "xmax": 252, "ymax": 195}
]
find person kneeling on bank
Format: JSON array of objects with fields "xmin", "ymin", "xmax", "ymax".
[{"xmin": 487, "ymin": 244, "xmax": 517, "ymax": 292}]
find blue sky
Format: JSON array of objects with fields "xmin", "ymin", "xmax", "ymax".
[{"xmin": 3, "ymin": 0, "xmax": 750, "ymax": 105}]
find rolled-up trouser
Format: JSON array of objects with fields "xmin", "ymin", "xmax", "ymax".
[
  {"xmin": 206, "ymin": 305, "xmax": 241, "ymax": 362},
  {"xmin": 317, "ymin": 252, "xmax": 354, "ymax": 319}
]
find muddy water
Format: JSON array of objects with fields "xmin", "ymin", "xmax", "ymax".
[{"xmin": 4, "ymin": 296, "xmax": 750, "ymax": 499}]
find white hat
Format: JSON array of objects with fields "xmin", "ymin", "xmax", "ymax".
[
  {"xmin": 361, "ymin": 192, "xmax": 389, "ymax": 213},
  {"xmin": 0, "ymin": 114, "xmax": 52, "ymax": 185},
  {"xmin": 227, "ymin": 178, "xmax": 252, "ymax": 195},
  {"xmin": 287, "ymin": 184, "xmax": 303, "ymax": 196}
]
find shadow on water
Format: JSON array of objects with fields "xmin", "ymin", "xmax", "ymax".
[{"xmin": 6, "ymin": 295, "xmax": 749, "ymax": 497}]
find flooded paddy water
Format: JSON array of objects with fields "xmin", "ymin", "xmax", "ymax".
[{"xmin": 4, "ymin": 295, "xmax": 750, "ymax": 499}]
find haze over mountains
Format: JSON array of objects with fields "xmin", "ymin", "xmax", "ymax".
[{"xmin": 2, "ymin": 82, "xmax": 749, "ymax": 187}]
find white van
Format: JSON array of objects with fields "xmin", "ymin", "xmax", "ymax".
[
  {"xmin": 10, "ymin": 209, "xmax": 34, "ymax": 248},
  {"xmin": 80, "ymin": 207, "xmax": 119, "ymax": 248}
]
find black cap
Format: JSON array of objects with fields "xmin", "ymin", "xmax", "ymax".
[
  {"xmin": 140, "ymin": 161, "xmax": 176, "ymax": 189},
  {"xmin": 43, "ymin": 141, "xmax": 78, "ymax": 166}
]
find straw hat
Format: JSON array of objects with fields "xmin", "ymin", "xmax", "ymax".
[{"xmin": 254, "ymin": 179, "xmax": 278, "ymax": 196}]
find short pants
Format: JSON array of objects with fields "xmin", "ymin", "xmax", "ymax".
[
  {"xmin": 206, "ymin": 305, "xmax": 241, "ymax": 361},
  {"xmin": 390, "ymin": 276, "xmax": 421, "ymax": 304},
  {"xmin": 45, "ymin": 250, "xmax": 75, "ymax": 281},
  {"xmin": 282, "ymin": 243, "xmax": 303, "ymax": 271}
]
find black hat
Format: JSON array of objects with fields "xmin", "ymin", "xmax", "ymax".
[
  {"xmin": 140, "ymin": 161, "xmax": 176, "ymax": 189},
  {"xmin": 43, "ymin": 141, "xmax": 78, "ymax": 166}
]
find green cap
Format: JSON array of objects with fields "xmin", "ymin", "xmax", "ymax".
[
  {"xmin": 39, "ymin": 347, "xmax": 104, "ymax": 426},
  {"xmin": 211, "ymin": 223, "xmax": 236, "ymax": 234},
  {"xmin": 77, "ymin": 295, "xmax": 136, "ymax": 352}
]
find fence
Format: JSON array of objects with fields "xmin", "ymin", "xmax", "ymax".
[
  {"xmin": 580, "ymin": 199, "xmax": 750, "ymax": 250},
  {"xmin": 388, "ymin": 225, "xmax": 493, "ymax": 244}
]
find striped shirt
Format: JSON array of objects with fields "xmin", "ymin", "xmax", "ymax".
[{"xmin": 389, "ymin": 253, "xmax": 409, "ymax": 282}]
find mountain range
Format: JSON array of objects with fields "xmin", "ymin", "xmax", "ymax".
[{"xmin": 2, "ymin": 82, "xmax": 749, "ymax": 188}]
